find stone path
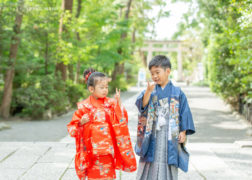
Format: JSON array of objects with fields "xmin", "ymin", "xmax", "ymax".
[{"xmin": 0, "ymin": 83, "xmax": 252, "ymax": 180}]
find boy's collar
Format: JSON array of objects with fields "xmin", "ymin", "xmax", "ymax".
[{"xmin": 156, "ymin": 80, "xmax": 172, "ymax": 88}]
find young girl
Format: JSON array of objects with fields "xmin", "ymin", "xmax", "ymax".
[{"xmin": 67, "ymin": 68, "xmax": 137, "ymax": 180}]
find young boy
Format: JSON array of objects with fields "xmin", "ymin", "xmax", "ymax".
[{"xmin": 135, "ymin": 55, "xmax": 195, "ymax": 180}]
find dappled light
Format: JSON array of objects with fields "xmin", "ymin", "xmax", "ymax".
[{"xmin": 0, "ymin": 0, "xmax": 251, "ymax": 179}]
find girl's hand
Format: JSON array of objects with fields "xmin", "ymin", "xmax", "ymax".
[
  {"xmin": 146, "ymin": 81, "xmax": 156, "ymax": 93},
  {"xmin": 178, "ymin": 130, "xmax": 186, "ymax": 143},
  {"xmin": 115, "ymin": 88, "xmax": 121, "ymax": 107},
  {"xmin": 80, "ymin": 114, "xmax": 89, "ymax": 125}
]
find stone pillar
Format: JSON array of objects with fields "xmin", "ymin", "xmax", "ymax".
[
  {"xmin": 147, "ymin": 42, "xmax": 153, "ymax": 67},
  {"xmin": 147, "ymin": 43, "xmax": 153, "ymax": 68},
  {"xmin": 177, "ymin": 43, "xmax": 183, "ymax": 82},
  {"xmin": 147, "ymin": 50, "xmax": 152, "ymax": 67}
]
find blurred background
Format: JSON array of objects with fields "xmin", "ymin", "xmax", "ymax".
[{"xmin": 0, "ymin": 0, "xmax": 251, "ymax": 121}]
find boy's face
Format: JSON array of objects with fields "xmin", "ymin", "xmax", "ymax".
[
  {"xmin": 88, "ymin": 78, "xmax": 109, "ymax": 98},
  {"xmin": 150, "ymin": 66, "xmax": 170, "ymax": 86}
]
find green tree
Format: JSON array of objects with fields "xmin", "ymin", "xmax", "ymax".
[
  {"xmin": 173, "ymin": 0, "xmax": 252, "ymax": 110},
  {"xmin": 0, "ymin": 0, "xmax": 171, "ymax": 118},
  {"xmin": 0, "ymin": 0, "xmax": 25, "ymax": 118}
]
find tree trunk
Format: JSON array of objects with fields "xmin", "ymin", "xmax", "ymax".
[
  {"xmin": 75, "ymin": 0, "xmax": 82, "ymax": 83},
  {"xmin": 68, "ymin": 64, "xmax": 74, "ymax": 80},
  {"xmin": 141, "ymin": 50, "xmax": 147, "ymax": 67},
  {"xmin": 75, "ymin": 32, "xmax": 81, "ymax": 83},
  {"xmin": 45, "ymin": 32, "xmax": 49, "ymax": 75},
  {"xmin": 112, "ymin": 62, "xmax": 119, "ymax": 81},
  {"xmin": 120, "ymin": 0, "xmax": 133, "ymax": 40},
  {"xmin": 132, "ymin": 27, "xmax": 136, "ymax": 44},
  {"xmin": 131, "ymin": 27, "xmax": 136, "ymax": 55},
  {"xmin": 55, "ymin": 0, "xmax": 73, "ymax": 81},
  {"xmin": 112, "ymin": 0, "xmax": 133, "ymax": 81},
  {"xmin": 0, "ymin": 0, "xmax": 24, "ymax": 118},
  {"xmin": 76, "ymin": 60, "xmax": 81, "ymax": 83},
  {"xmin": 76, "ymin": 0, "xmax": 82, "ymax": 18},
  {"xmin": 55, "ymin": 62, "xmax": 67, "ymax": 80},
  {"xmin": 0, "ymin": 5, "xmax": 3, "ymax": 65}
]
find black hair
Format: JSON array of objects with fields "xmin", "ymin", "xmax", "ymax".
[
  {"xmin": 148, "ymin": 55, "xmax": 171, "ymax": 70},
  {"xmin": 83, "ymin": 68, "xmax": 106, "ymax": 87}
]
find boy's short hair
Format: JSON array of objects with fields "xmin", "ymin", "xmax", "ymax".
[{"xmin": 148, "ymin": 55, "xmax": 171, "ymax": 70}]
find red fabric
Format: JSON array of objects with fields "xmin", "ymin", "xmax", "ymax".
[
  {"xmin": 87, "ymin": 155, "xmax": 116, "ymax": 179},
  {"xmin": 67, "ymin": 96, "xmax": 137, "ymax": 179},
  {"xmin": 85, "ymin": 72, "xmax": 92, "ymax": 83}
]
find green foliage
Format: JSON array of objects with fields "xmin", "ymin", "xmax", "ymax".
[
  {"xmin": 174, "ymin": 0, "xmax": 252, "ymax": 108},
  {"xmin": 0, "ymin": 0, "xmax": 166, "ymax": 118},
  {"xmin": 66, "ymin": 80, "xmax": 88, "ymax": 107},
  {"xmin": 13, "ymin": 75, "xmax": 67, "ymax": 118},
  {"xmin": 206, "ymin": 1, "xmax": 252, "ymax": 106},
  {"xmin": 109, "ymin": 75, "xmax": 128, "ymax": 93},
  {"xmin": 12, "ymin": 75, "xmax": 87, "ymax": 119},
  {"xmin": 124, "ymin": 61, "xmax": 138, "ymax": 86}
]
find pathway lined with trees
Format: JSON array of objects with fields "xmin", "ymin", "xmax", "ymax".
[{"xmin": 0, "ymin": 0, "xmax": 251, "ymax": 122}]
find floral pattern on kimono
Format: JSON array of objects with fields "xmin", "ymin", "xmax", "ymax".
[{"xmin": 67, "ymin": 96, "xmax": 137, "ymax": 179}]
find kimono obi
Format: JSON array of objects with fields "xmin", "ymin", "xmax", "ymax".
[{"xmin": 88, "ymin": 108, "xmax": 115, "ymax": 157}]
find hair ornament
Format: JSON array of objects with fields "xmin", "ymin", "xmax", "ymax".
[{"xmin": 85, "ymin": 72, "xmax": 92, "ymax": 83}]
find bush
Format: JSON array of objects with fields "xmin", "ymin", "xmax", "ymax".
[
  {"xmin": 11, "ymin": 75, "xmax": 88, "ymax": 119},
  {"xmin": 109, "ymin": 75, "xmax": 128, "ymax": 94},
  {"xmin": 13, "ymin": 75, "xmax": 69, "ymax": 118},
  {"xmin": 65, "ymin": 80, "xmax": 88, "ymax": 107},
  {"xmin": 207, "ymin": 31, "xmax": 252, "ymax": 108}
]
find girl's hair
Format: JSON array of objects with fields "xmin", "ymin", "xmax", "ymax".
[
  {"xmin": 83, "ymin": 68, "xmax": 106, "ymax": 87},
  {"xmin": 148, "ymin": 55, "xmax": 171, "ymax": 70}
]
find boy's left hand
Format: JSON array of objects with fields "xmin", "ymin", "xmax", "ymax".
[
  {"xmin": 114, "ymin": 88, "xmax": 121, "ymax": 106},
  {"xmin": 178, "ymin": 130, "xmax": 186, "ymax": 143}
]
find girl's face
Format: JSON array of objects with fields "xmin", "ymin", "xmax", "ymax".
[{"xmin": 88, "ymin": 78, "xmax": 109, "ymax": 99}]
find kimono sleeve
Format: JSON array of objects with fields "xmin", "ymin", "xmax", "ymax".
[
  {"xmin": 179, "ymin": 91, "xmax": 195, "ymax": 135},
  {"xmin": 114, "ymin": 102, "xmax": 128, "ymax": 123},
  {"xmin": 135, "ymin": 90, "xmax": 149, "ymax": 113},
  {"xmin": 111, "ymin": 100, "xmax": 137, "ymax": 172},
  {"xmin": 67, "ymin": 108, "xmax": 86, "ymax": 137}
]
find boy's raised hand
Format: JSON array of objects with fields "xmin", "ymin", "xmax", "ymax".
[
  {"xmin": 115, "ymin": 88, "xmax": 121, "ymax": 106},
  {"xmin": 146, "ymin": 81, "xmax": 156, "ymax": 93},
  {"xmin": 142, "ymin": 81, "xmax": 156, "ymax": 108}
]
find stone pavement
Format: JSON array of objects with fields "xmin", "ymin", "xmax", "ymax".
[{"xmin": 1, "ymin": 84, "xmax": 252, "ymax": 180}]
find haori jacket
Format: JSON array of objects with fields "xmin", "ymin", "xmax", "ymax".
[
  {"xmin": 135, "ymin": 81, "xmax": 195, "ymax": 172},
  {"xmin": 67, "ymin": 95, "xmax": 137, "ymax": 179}
]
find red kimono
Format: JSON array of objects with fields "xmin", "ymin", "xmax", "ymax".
[{"xmin": 67, "ymin": 95, "xmax": 137, "ymax": 180}]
